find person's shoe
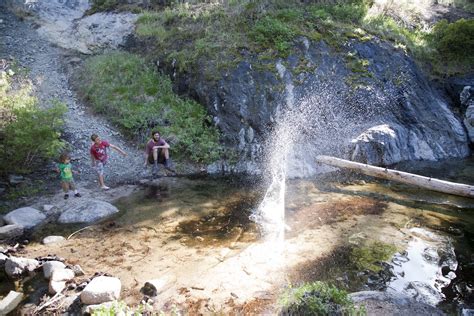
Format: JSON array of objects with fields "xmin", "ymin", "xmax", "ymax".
[
  {"xmin": 74, "ymin": 193, "xmax": 81, "ymax": 197},
  {"xmin": 100, "ymin": 186, "xmax": 110, "ymax": 190},
  {"xmin": 64, "ymin": 194, "xmax": 69, "ymax": 200},
  {"xmin": 164, "ymin": 159, "xmax": 176, "ymax": 173}
]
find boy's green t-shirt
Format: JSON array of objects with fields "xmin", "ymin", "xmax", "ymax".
[{"xmin": 58, "ymin": 163, "xmax": 73, "ymax": 181}]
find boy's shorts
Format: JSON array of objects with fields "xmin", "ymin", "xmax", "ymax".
[
  {"xmin": 61, "ymin": 179, "xmax": 76, "ymax": 190},
  {"xmin": 94, "ymin": 161, "xmax": 106, "ymax": 176}
]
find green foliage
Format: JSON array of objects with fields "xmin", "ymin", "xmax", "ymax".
[
  {"xmin": 428, "ymin": 18, "xmax": 474, "ymax": 66},
  {"xmin": 135, "ymin": 0, "xmax": 373, "ymax": 70},
  {"xmin": 91, "ymin": 300, "xmax": 160, "ymax": 316},
  {"xmin": 250, "ymin": 16, "xmax": 297, "ymax": 56},
  {"xmin": 88, "ymin": 0, "xmax": 121, "ymax": 13},
  {"xmin": 0, "ymin": 71, "xmax": 66, "ymax": 175},
  {"xmin": 351, "ymin": 241, "xmax": 396, "ymax": 272},
  {"xmin": 309, "ymin": 1, "xmax": 369, "ymax": 24},
  {"xmin": 280, "ymin": 281, "xmax": 366, "ymax": 315},
  {"xmin": 78, "ymin": 52, "xmax": 221, "ymax": 163}
]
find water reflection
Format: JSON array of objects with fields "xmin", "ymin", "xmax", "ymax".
[{"xmin": 388, "ymin": 227, "xmax": 457, "ymax": 306}]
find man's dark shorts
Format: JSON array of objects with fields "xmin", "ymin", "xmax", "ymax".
[{"xmin": 147, "ymin": 148, "xmax": 166, "ymax": 165}]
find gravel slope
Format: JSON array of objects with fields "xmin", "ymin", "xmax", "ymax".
[{"xmin": 0, "ymin": 6, "xmax": 146, "ymax": 188}]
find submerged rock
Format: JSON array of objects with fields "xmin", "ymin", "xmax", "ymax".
[{"xmin": 350, "ymin": 291, "xmax": 445, "ymax": 315}]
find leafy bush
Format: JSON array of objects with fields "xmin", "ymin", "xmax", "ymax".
[
  {"xmin": 309, "ymin": 1, "xmax": 369, "ymax": 24},
  {"xmin": 77, "ymin": 52, "xmax": 221, "ymax": 163},
  {"xmin": 0, "ymin": 71, "xmax": 66, "ymax": 175},
  {"xmin": 280, "ymin": 281, "xmax": 365, "ymax": 315},
  {"xmin": 250, "ymin": 16, "xmax": 297, "ymax": 56},
  {"xmin": 429, "ymin": 18, "xmax": 474, "ymax": 65}
]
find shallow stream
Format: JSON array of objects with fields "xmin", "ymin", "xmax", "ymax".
[{"xmin": 5, "ymin": 159, "xmax": 474, "ymax": 314}]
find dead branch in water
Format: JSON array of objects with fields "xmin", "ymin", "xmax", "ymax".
[{"xmin": 315, "ymin": 155, "xmax": 474, "ymax": 198}]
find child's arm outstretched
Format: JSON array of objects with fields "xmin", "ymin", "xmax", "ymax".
[{"xmin": 110, "ymin": 144, "xmax": 127, "ymax": 156}]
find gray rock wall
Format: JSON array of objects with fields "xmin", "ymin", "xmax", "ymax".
[{"xmin": 172, "ymin": 37, "xmax": 470, "ymax": 176}]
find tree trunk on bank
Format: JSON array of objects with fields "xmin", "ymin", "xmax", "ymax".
[{"xmin": 315, "ymin": 155, "xmax": 474, "ymax": 199}]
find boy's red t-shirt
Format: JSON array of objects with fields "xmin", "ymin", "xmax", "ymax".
[{"xmin": 90, "ymin": 140, "xmax": 110, "ymax": 162}]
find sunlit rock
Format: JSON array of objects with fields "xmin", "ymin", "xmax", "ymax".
[
  {"xmin": 5, "ymin": 256, "xmax": 40, "ymax": 278},
  {"xmin": 42, "ymin": 235, "xmax": 66, "ymax": 245},
  {"xmin": 58, "ymin": 199, "xmax": 119, "ymax": 224},
  {"xmin": 0, "ymin": 291, "xmax": 23, "ymax": 315},
  {"xmin": 81, "ymin": 276, "xmax": 121, "ymax": 305},
  {"xmin": 42, "ymin": 261, "xmax": 66, "ymax": 279},
  {"xmin": 4, "ymin": 207, "xmax": 46, "ymax": 229}
]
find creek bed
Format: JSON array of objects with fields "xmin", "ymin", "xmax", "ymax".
[{"xmin": 2, "ymin": 159, "xmax": 473, "ymax": 314}]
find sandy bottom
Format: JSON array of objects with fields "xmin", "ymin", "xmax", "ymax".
[{"xmin": 21, "ymin": 177, "xmax": 473, "ymax": 314}]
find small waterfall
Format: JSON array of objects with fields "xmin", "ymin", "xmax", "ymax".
[{"xmin": 250, "ymin": 61, "xmax": 297, "ymax": 247}]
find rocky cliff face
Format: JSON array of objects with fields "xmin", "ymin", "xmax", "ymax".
[
  {"xmin": 169, "ymin": 36, "xmax": 471, "ymax": 177},
  {"xmin": 5, "ymin": 0, "xmax": 471, "ymax": 177},
  {"xmin": 3, "ymin": 0, "xmax": 137, "ymax": 54}
]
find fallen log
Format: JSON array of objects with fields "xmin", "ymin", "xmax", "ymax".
[{"xmin": 315, "ymin": 155, "xmax": 474, "ymax": 198}]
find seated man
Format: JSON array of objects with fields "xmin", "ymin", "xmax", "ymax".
[{"xmin": 144, "ymin": 130, "xmax": 175, "ymax": 176}]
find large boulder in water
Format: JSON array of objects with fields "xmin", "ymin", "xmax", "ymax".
[{"xmin": 58, "ymin": 199, "xmax": 119, "ymax": 224}]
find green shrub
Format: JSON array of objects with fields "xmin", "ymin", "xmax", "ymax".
[
  {"xmin": 78, "ymin": 52, "xmax": 221, "ymax": 163},
  {"xmin": 429, "ymin": 18, "xmax": 474, "ymax": 65},
  {"xmin": 250, "ymin": 15, "xmax": 297, "ymax": 56},
  {"xmin": 0, "ymin": 71, "xmax": 66, "ymax": 175},
  {"xmin": 309, "ymin": 0, "xmax": 369, "ymax": 24},
  {"xmin": 280, "ymin": 281, "xmax": 365, "ymax": 315}
]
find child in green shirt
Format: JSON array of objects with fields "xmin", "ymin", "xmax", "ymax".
[{"xmin": 56, "ymin": 153, "xmax": 81, "ymax": 199}]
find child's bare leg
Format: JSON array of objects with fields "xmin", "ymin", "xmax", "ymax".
[
  {"xmin": 153, "ymin": 148, "xmax": 158, "ymax": 163},
  {"xmin": 98, "ymin": 174, "xmax": 105, "ymax": 187},
  {"xmin": 61, "ymin": 182, "xmax": 69, "ymax": 193}
]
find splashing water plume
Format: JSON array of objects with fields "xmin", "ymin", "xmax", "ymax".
[{"xmin": 250, "ymin": 80, "xmax": 383, "ymax": 260}]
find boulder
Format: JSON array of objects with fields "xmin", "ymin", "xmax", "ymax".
[
  {"xmin": 51, "ymin": 268, "xmax": 75, "ymax": 282},
  {"xmin": 49, "ymin": 280, "xmax": 66, "ymax": 295},
  {"xmin": 58, "ymin": 199, "xmax": 119, "ymax": 224},
  {"xmin": 460, "ymin": 86, "xmax": 474, "ymax": 143},
  {"xmin": 42, "ymin": 261, "xmax": 66, "ymax": 279},
  {"xmin": 0, "ymin": 291, "xmax": 23, "ymax": 315},
  {"xmin": 5, "ymin": 256, "xmax": 40, "ymax": 278},
  {"xmin": 42, "ymin": 235, "xmax": 66, "ymax": 245},
  {"xmin": 4, "ymin": 207, "xmax": 46, "ymax": 229},
  {"xmin": 80, "ymin": 276, "xmax": 121, "ymax": 305},
  {"xmin": 0, "ymin": 224, "xmax": 24, "ymax": 240}
]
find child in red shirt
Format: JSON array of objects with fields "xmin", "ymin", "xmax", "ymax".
[{"xmin": 90, "ymin": 134, "xmax": 127, "ymax": 190}]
